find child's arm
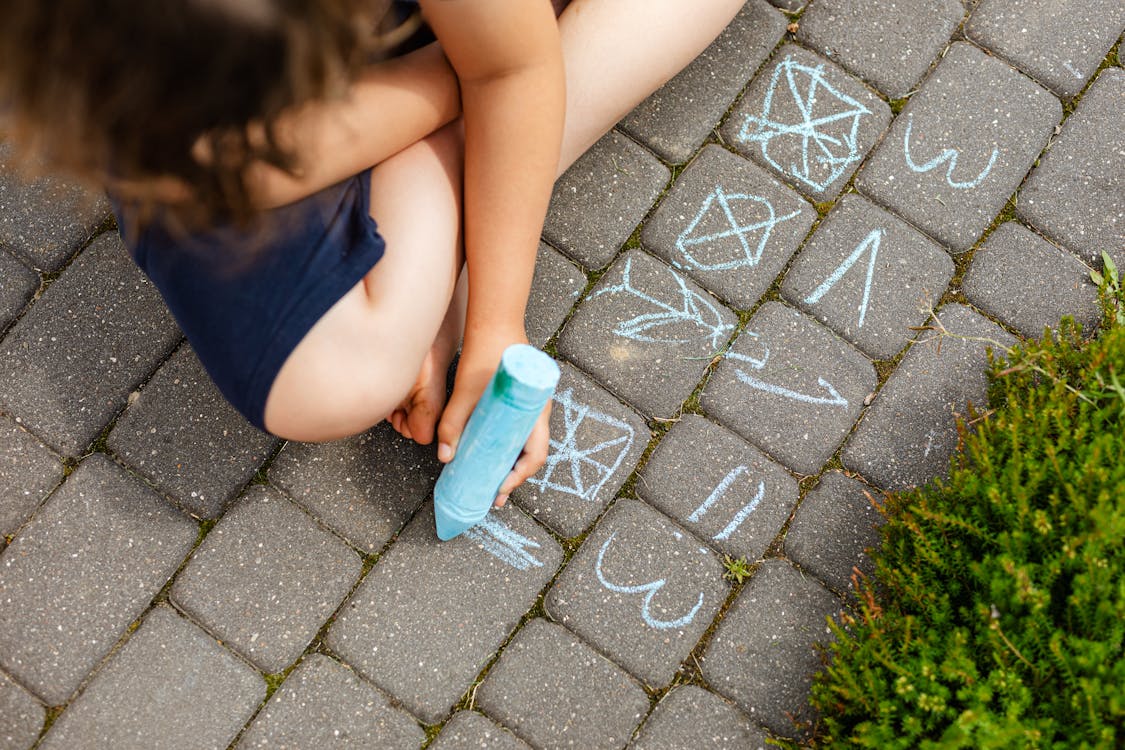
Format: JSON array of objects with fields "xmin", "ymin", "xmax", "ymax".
[{"xmin": 422, "ymin": 0, "xmax": 566, "ymax": 489}]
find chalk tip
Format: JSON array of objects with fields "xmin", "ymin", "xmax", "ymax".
[{"xmin": 434, "ymin": 503, "xmax": 478, "ymax": 541}]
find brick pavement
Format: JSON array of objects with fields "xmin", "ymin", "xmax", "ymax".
[{"xmin": 0, "ymin": 3, "xmax": 1119, "ymax": 747}]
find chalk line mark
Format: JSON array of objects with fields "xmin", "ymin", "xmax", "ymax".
[
  {"xmin": 733, "ymin": 370, "xmax": 849, "ymax": 408},
  {"xmin": 675, "ymin": 185, "xmax": 801, "ymax": 271},
  {"xmin": 1062, "ymin": 61, "xmax": 1084, "ymax": 79},
  {"xmin": 465, "ymin": 514, "xmax": 544, "ymax": 571},
  {"xmin": 738, "ymin": 55, "xmax": 872, "ymax": 192},
  {"xmin": 903, "ymin": 114, "xmax": 998, "ymax": 190},
  {"xmin": 595, "ymin": 532, "xmax": 705, "ymax": 630},
  {"xmin": 803, "ymin": 228, "xmax": 883, "ymax": 328},
  {"xmin": 688, "ymin": 467, "xmax": 767, "ymax": 542},
  {"xmin": 527, "ymin": 388, "xmax": 636, "ymax": 503},
  {"xmin": 590, "ymin": 257, "xmax": 734, "ymax": 349}
]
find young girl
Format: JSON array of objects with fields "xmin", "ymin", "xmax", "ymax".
[{"xmin": 1, "ymin": 0, "xmax": 744, "ymax": 505}]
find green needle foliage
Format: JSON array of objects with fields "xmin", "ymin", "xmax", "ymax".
[{"xmin": 808, "ymin": 306, "xmax": 1125, "ymax": 748}]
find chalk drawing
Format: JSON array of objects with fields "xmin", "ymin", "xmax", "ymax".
[
  {"xmin": 803, "ymin": 228, "xmax": 883, "ymax": 328},
  {"xmin": 527, "ymin": 388, "xmax": 635, "ymax": 503},
  {"xmin": 1062, "ymin": 61, "xmax": 1084, "ymax": 80},
  {"xmin": 674, "ymin": 185, "xmax": 801, "ymax": 271},
  {"xmin": 687, "ymin": 466, "xmax": 766, "ymax": 542},
  {"xmin": 465, "ymin": 513, "xmax": 544, "ymax": 571},
  {"xmin": 739, "ymin": 56, "xmax": 872, "ymax": 192},
  {"xmin": 726, "ymin": 333, "xmax": 849, "ymax": 408},
  {"xmin": 590, "ymin": 257, "xmax": 734, "ymax": 349},
  {"xmin": 595, "ymin": 532, "xmax": 705, "ymax": 630},
  {"xmin": 902, "ymin": 114, "xmax": 998, "ymax": 190}
]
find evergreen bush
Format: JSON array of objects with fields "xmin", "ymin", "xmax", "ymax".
[{"xmin": 807, "ymin": 296, "xmax": 1125, "ymax": 748}]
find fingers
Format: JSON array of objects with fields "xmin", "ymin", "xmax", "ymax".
[
  {"xmin": 405, "ymin": 395, "xmax": 438, "ymax": 446},
  {"xmin": 436, "ymin": 388, "xmax": 475, "ymax": 463},
  {"xmin": 495, "ymin": 406, "xmax": 551, "ymax": 503}
]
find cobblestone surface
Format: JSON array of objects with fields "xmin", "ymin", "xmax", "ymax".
[
  {"xmin": 238, "ymin": 654, "xmax": 423, "ymax": 749},
  {"xmin": 856, "ymin": 42, "xmax": 1061, "ymax": 252},
  {"xmin": 0, "ymin": 251, "xmax": 37, "ymax": 333},
  {"xmin": 108, "ymin": 345, "xmax": 279, "ymax": 518},
  {"xmin": 476, "ymin": 619, "xmax": 650, "ymax": 750},
  {"xmin": 430, "ymin": 712, "xmax": 532, "ymax": 750},
  {"xmin": 0, "ymin": 670, "xmax": 43, "ymax": 750},
  {"xmin": 0, "ymin": 416, "xmax": 63, "ymax": 539},
  {"xmin": 526, "ymin": 243, "xmax": 586, "ymax": 347},
  {"xmin": 630, "ymin": 685, "xmax": 769, "ymax": 750}
]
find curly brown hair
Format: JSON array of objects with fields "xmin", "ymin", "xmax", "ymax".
[{"xmin": 0, "ymin": 0, "xmax": 399, "ymax": 227}]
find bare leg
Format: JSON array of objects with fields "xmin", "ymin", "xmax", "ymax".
[{"xmin": 263, "ymin": 0, "xmax": 745, "ymax": 441}]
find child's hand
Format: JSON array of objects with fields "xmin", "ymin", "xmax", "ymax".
[{"xmin": 435, "ymin": 330, "xmax": 552, "ymax": 508}]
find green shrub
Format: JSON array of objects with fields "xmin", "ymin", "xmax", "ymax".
[{"xmin": 807, "ymin": 309, "xmax": 1125, "ymax": 748}]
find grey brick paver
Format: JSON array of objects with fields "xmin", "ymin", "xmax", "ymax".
[
  {"xmin": 0, "ymin": 454, "xmax": 197, "ymax": 705},
  {"xmin": 0, "ymin": 144, "xmax": 110, "ymax": 273},
  {"xmin": 629, "ymin": 685, "xmax": 768, "ymax": 750},
  {"xmin": 526, "ymin": 243, "xmax": 586, "ymax": 347},
  {"xmin": 0, "ymin": 671, "xmax": 43, "ymax": 750},
  {"xmin": 703, "ymin": 302, "xmax": 877, "ymax": 476},
  {"xmin": 269, "ymin": 422, "xmax": 441, "ymax": 552},
  {"xmin": 702, "ymin": 560, "xmax": 840, "ymax": 738},
  {"xmin": 781, "ymin": 194, "xmax": 955, "ymax": 360},
  {"xmin": 511, "ymin": 362, "xmax": 649, "ymax": 538},
  {"xmin": 1017, "ymin": 69, "xmax": 1124, "ymax": 265},
  {"xmin": 238, "ymin": 654, "xmax": 423, "ymax": 749},
  {"xmin": 641, "ymin": 145, "xmax": 817, "ymax": 309},
  {"xmin": 619, "ymin": 1, "xmax": 786, "ymax": 163},
  {"xmin": 475, "ymin": 619, "xmax": 650, "ymax": 750},
  {"xmin": 430, "ymin": 712, "xmax": 532, "ymax": 750},
  {"xmin": 637, "ymin": 414, "xmax": 799, "ymax": 562},
  {"xmin": 557, "ymin": 249, "xmax": 738, "ymax": 419},
  {"xmin": 843, "ymin": 304, "xmax": 1017, "ymax": 491},
  {"xmin": 856, "ymin": 43, "xmax": 1061, "ymax": 252},
  {"xmin": 0, "ymin": 416, "xmax": 63, "ymax": 538},
  {"xmin": 0, "ymin": 232, "xmax": 181, "ymax": 456},
  {"xmin": 172, "ymin": 487, "xmax": 363, "ymax": 674},
  {"xmin": 767, "ymin": 0, "xmax": 806, "ymax": 11},
  {"xmin": 327, "ymin": 506, "xmax": 561, "ymax": 724},
  {"xmin": 543, "ymin": 131, "xmax": 670, "ymax": 269},
  {"xmin": 38, "ymin": 607, "xmax": 264, "ymax": 750},
  {"xmin": 546, "ymin": 498, "xmax": 729, "ymax": 688},
  {"xmin": 722, "ymin": 45, "xmax": 892, "ymax": 201},
  {"xmin": 108, "ymin": 345, "xmax": 279, "ymax": 518},
  {"xmin": 785, "ymin": 471, "xmax": 885, "ymax": 595},
  {"xmin": 966, "ymin": 0, "xmax": 1125, "ymax": 98},
  {"xmin": 963, "ymin": 222, "xmax": 1101, "ymax": 338},
  {"xmin": 0, "ymin": 251, "xmax": 37, "ymax": 333},
  {"xmin": 797, "ymin": 0, "xmax": 965, "ymax": 98}
]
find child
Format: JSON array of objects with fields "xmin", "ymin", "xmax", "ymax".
[{"xmin": 0, "ymin": 0, "xmax": 744, "ymax": 505}]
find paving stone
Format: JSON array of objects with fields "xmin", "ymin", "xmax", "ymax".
[
  {"xmin": 0, "ymin": 455, "xmax": 197, "ymax": 705},
  {"xmin": 557, "ymin": 249, "xmax": 738, "ymax": 419},
  {"xmin": 966, "ymin": 0, "xmax": 1125, "ymax": 98},
  {"xmin": 172, "ymin": 486, "xmax": 362, "ymax": 673},
  {"xmin": 38, "ymin": 606, "xmax": 264, "ymax": 750},
  {"xmin": 526, "ymin": 243, "xmax": 586, "ymax": 347},
  {"xmin": 108, "ymin": 345, "xmax": 279, "ymax": 518},
  {"xmin": 327, "ymin": 505, "xmax": 561, "ymax": 724},
  {"xmin": 630, "ymin": 685, "xmax": 768, "ymax": 750},
  {"xmin": 475, "ymin": 619, "xmax": 650, "ymax": 750},
  {"xmin": 546, "ymin": 499, "xmax": 729, "ymax": 688},
  {"xmin": 269, "ymin": 421, "xmax": 441, "ymax": 552},
  {"xmin": 0, "ymin": 144, "xmax": 111, "ymax": 272},
  {"xmin": 238, "ymin": 654, "xmax": 423, "ymax": 749},
  {"xmin": 1017, "ymin": 69, "xmax": 1124, "ymax": 265},
  {"xmin": 702, "ymin": 302, "xmax": 877, "ymax": 475},
  {"xmin": 701, "ymin": 559, "xmax": 840, "ymax": 738},
  {"xmin": 797, "ymin": 0, "xmax": 965, "ymax": 98},
  {"xmin": 543, "ymin": 131, "xmax": 670, "ymax": 269},
  {"xmin": 843, "ymin": 303, "xmax": 1016, "ymax": 491},
  {"xmin": 722, "ymin": 44, "xmax": 892, "ymax": 201},
  {"xmin": 784, "ymin": 471, "xmax": 885, "ymax": 596},
  {"xmin": 619, "ymin": 1, "xmax": 787, "ymax": 163},
  {"xmin": 963, "ymin": 222, "xmax": 1101, "ymax": 338},
  {"xmin": 0, "ymin": 251, "xmax": 37, "ymax": 334},
  {"xmin": 0, "ymin": 671, "xmax": 43, "ymax": 750},
  {"xmin": 856, "ymin": 43, "xmax": 1061, "ymax": 252},
  {"xmin": 0, "ymin": 232, "xmax": 181, "ymax": 456},
  {"xmin": 637, "ymin": 414, "xmax": 799, "ymax": 562},
  {"xmin": 767, "ymin": 0, "xmax": 806, "ymax": 11},
  {"xmin": 780, "ymin": 193, "xmax": 955, "ymax": 360},
  {"xmin": 512, "ymin": 362, "xmax": 649, "ymax": 538},
  {"xmin": 430, "ymin": 712, "xmax": 531, "ymax": 750},
  {"xmin": 0, "ymin": 416, "xmax": 63, "ymax": 539},
  {"xmin": 641, "ymin": 145, "xmax": 817, "ymax": 309}
]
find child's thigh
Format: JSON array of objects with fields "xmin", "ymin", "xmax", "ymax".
[{"xmin": 263, "ymin": 123, "xmax": 464, "ymax": 441}]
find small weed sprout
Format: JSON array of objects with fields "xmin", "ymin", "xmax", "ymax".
[
  {"xmin": 722, "ymin": 555, "xmax": 753, "ymax": 584},
  {"xmin": 1089, "ymin": 250, "xmax": 1124, "ymax": 326}
]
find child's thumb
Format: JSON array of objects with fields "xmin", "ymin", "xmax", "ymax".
[{"xmin": 436, "ymin": 397, "xmax": 471, "ymax": 463}]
